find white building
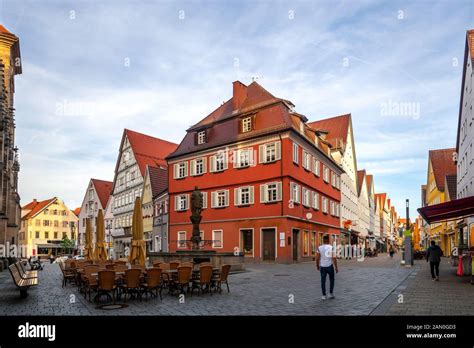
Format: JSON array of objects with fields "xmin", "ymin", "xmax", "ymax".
[
  {"xmin": 357, "ymin": 170, "xmax": 370, "ymax": 245},
  {"xmin": 78, "ymin": 179, "xmax": 113, "ymax": 255},
  {"xmin": 110, "ymin": 129, "xmax": 177, "ymax": 259},
  {"xmin": 309, "ymin": 114, "xmax": 360, "ymax": 246},
  {"xmin": 456, "ymin": 29, "xmax": 474, "ymax": 248}
]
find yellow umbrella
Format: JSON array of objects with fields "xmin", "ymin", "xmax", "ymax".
[
  {"xmin": 129, "ymin": 196, "xmax": 146, "ymax": 265},
  {"xmin": 84, "ymin": 218, "xmax": 94, "ymax": 261},
  {"xmin": 95, "ymin": 209, "xmax": 108, "ymax": 261}
]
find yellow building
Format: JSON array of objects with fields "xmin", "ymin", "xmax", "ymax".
[
  {"xmin": 19, "ymin": 197, "xmax": 79, "ymax": 257},
  {"xmin": 425, "ymin": 149, "xmax": 456, "ymax": 255}
]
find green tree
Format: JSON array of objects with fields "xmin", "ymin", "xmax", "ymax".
[{"xmin": 60, "ymin": 235, "xmax": 75, "ymax": 252}]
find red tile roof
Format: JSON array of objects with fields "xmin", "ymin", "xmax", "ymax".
[
  {"xmin": 73, "ymin": 207, "xmax": 81, "ymax": 216},
  {"xmin": 307, "ymin": 114, "xmax": 351, "ymax": 149},
  {"xmin": 147, "ymin": 166, "xmax": 168, "ymax": 198},
  {"xmin": 375, "ymin": 193, "xmax": 387, "ymax": 210},
  {"xmin": 22, "ymin": 198, "xmax": 56, "ymax": 220},
  {"xmin": 357, "ymin": 169, "xmax": 366, "ymax": 196},
  {"xmin": 445, "ymin": 174, "xmax": 457, "ymax": 201},
  {"xmin": 366, "ymin": 174, "xmax": 373, "ymax": 192},
  {"xmin": 124, "ymin": 129, "xmax": 178, "ymax": 176},
  {"xmin": 91, "ymin": 179, "xmax": 113, "ymax": 209},
  {"xmin": 0, "ymin": 24, "xmax": 12, "ymax": 34},
  {"xmin": 429, "ymin": 148, "xmax": 456, "ymax": 191},
  {"xmin": 469, "ymin": 29, "xmax": 474, "ymax": 63}
]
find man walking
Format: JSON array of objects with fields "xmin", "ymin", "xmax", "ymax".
[
  {"xmin": 316, "ymin": 235, "xmax": 338, "ymax": 300},
  {"xmin": 426, "ymin": 240, "xmax": 443, "ymax": 281}
]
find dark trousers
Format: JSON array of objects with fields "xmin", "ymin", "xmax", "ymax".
[
  {"xmin": 430, "ymin": 261, "xmax": 440, "ymax": 279},
  {"xmin": 320, "ymin": 265, "xmax": 335, "ymax": 296}
]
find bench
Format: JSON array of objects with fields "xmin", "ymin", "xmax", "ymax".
[
  {"xmin": 8, "ymin": 264, "xmax": 38, "ymax": 298},
  {"xmin": 16, "ymin": 262, "xmax": 38, "ymax": 279}
]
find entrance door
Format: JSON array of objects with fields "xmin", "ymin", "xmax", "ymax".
[
  {"xmin": 292, "ymin": 229, "xmax": 300, "ymax": 261},
  {"xmin": 241, "ymin": 229, "xmax": 253, "ymax": 256},
  {"xmin": 262, "ymin": 228, "xmax": 276, "ymax": 261}
]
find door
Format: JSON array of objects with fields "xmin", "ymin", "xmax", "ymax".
[
  {"xmin": 241, "ymin": 229, "xmax": 253, "ymax": 256},
  {"xmin": 292, "ymin": 229, "xmax": 299, "ymax": 261},
  {"xmin": 262, "ymin": 228, "xmax": 276, "ymax": 261}
]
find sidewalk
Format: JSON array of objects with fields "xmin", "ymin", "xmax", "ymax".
[{"xmin": 378, "ymin": 257, "xmax": 474, "ymax": 315}]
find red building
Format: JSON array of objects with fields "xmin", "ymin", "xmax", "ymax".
[{"xmin": 167, "ymin": 81, "xmax": 343, "ymax": 263}]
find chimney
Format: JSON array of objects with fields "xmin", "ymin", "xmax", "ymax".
[{"xmin": 232, "ymin": 81, "xmax": 247, "ymax": 111}]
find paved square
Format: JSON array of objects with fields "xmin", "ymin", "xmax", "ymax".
[{"xmin": 0, "ymin": 254, "xmax": 471, "ymax": 316}]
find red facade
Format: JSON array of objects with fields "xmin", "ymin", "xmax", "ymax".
[{"xmin": 167, "ymin": 81, "xmax": 343, "ymax": 263}]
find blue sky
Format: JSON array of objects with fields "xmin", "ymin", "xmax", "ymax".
[{"xmin": 0, "ymin": 0, "xmax": 473, "ymax": 217}]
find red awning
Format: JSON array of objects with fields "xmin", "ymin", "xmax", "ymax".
[{"xmin": 417, "ymin": 196, "xmax": 474, "ymax": 224}]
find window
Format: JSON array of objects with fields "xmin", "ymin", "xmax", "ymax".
[
  {"xmin": 44, "ymin": 231, "xmax": 49, "ymax": 239},
  {"xmin": 44, "ymin": 209, "xmax": 49, "ymax": 215},
  {"xmin": 175, "ymin": 194, "xmax": 189, "ymax": 211},
  {"xmin": 235, "ymin": 186, "xmax": 254, "ymax": 206},
  {"xmin": 313, "ymin": 158, "xmax": 320, "ymax": 176},
  {"xmin": 43, "ymin": 220, "xmax": 50, "ymax": 227},
  {"xmin": 54, "ymin": 220, "xmax": 59, "ymax": 227},
  {"xmin": 54, "ymin": 232, "xmax": 58, "ymax": 239},
  {"xmin": 210, "ymin": 152, "xmax": 228, "ymax": 172},
  {"xmin": 211, "ymin": 190, "xmax": 229, "ymax": 208},
  {"xmin": 293, "ymin": 143, "xmax": 299, "ymax": 164},
  {"xmin": 191, "ymin": 158, "xmax": 206, "ymax": 176},
  {"xmin": 197, "ymin": 131, "xmax": 206, "ymax": 145},
  {"xmin": 242, "ymin": 117, "xmax": 252, "ymax": 133},
  {"xmin": 302, "ymin": 188, "xmax": 311, "ymax": 207},
  {"xmin": 212, "ymin": 230, "xmax": 223, "ymax": 248},
  {"xmin": 35, "ymin": 231, "xmax": 40, "ymax": 238},
  {"xmin": 322, "ymin": 197, "xmax": 328, "ymax": 214},
  {"xmin": 177, "ymin": 231, "xmax": 187, "ymax": 248},
  {"xmin": 63, "ymin": 232, "xmax": 67, "ymax": 239},
  {"xmin": 330, "ymin": 200, "xmax": 335, "ymax": 215},
  {"xmin": 259, "ymin": 142, "xmax": 281, "ymax": 163},
  {"xmin": 235, "ymin": 148, "xmax": 252, "ymax": 168},
  {"xmin": 323, "ymin": 165, "xmax": 330, "ymax": 183},
  {"xmin": 63, "ymin": 221, "xmax": 68, "ymax": 228},
  {"xmin": 174, "ymin": 162, "xmax": 188, "ymax": 179},
  {"xmin": 335, "ymin": 203, "xmax": 340, "ymax": 217},
  {"xmin": 260, "ymin": 182, "xmax": 282, "ymax": 203},
  {"xmin": 290, "ymin": 182, "xmax": 301, "ymax": 204},
  {"xmin": 331, "ymin": 171, "xmax": 337, "ymax": 187},
  {"xmin": 35, "ymin": 219, "xmax": 41, "ymax": 226},
  {"xmin": 312, "ymin": 192, "xmax": 320, "ymax": 210},
  {"xmin": 303, "ymin": 151, "xmax": 311, "ymax": 171},
  {"xmin": 201, "ymin": 192, "xmax": 208, "ymax": 209},
  {"xmin": 53, "ymin": 209, "xmax": 58, "ymax": 215}
]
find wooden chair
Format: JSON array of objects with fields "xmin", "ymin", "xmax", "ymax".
[
  {"xmin": 96, "ymin": 270, "xmax": 117, "ymax": 303},
  {"xmin": 212, "ymin": 264, "xmax": 231, "ymax": 293},
  {"xmin": 192, "ymin": 265, "xmax": 213, "ymax": 295},
  {"xmin": 81, "ymin": 265, "xmax": 100, "ymax": 299},
  {"xmin": 169, "ymin": 261, "xmax": 180, "ymax": 270},
  {"xmin": 105, "ymin": 264, "xmax": 115, "ymax": 270},
  {"xmin": 131, "ymin": 265, "xmax": 145, "ymax": 272},
  {"xmin": 141, "ymin": 268, "xmax": 163, "ymax": 300},
  {"xmin": 172, "ymin": 266, "xmax": 192, "ymax": 295},
  {"xmin": 114, "ymin": 260, "xmax": 127, "ymax": 266},
  {"xmin": 8, "ymin": 264, "xmax": 38, "ymax": 298},
  {"xmin": 59, "ymin": 261, "xmax": 76, "ymax": 288},
  {"xmin": 119, "ymin": 269, "xmax": 142, "ymax": 302},
  {"xmin": 152, "ymin": 261, "xmax": 162, "ymax": 268}
]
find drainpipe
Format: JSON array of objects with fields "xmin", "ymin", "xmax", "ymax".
[{"xmin": 279, "ymin": 134, "xmax": 284, "ymax": 218}]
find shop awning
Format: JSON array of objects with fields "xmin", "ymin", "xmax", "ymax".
[
  {"xmin": 36, "ymin": 244, "xmax": 62, "ymax": 249},
  {"xmin": 417, "ymin": 196, "xmax": 474, "ymax": 224}
]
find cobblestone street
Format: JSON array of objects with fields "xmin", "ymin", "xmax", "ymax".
[{"xmin": 0, "ymin": 254, "xmax": 472, "ymax": 316}]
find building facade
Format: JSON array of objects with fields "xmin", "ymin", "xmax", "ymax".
[
  {"xmin": 18, "ymin": 197, "xmax": 78, "ymax": 257},
  {"xmin": 77, "ymin": 179, "xmax": 112, "ymax": 255},
  {"xmin": 111, "ymin": 129, "xmax": 177, "ymax": 259},
  {"xmin": 357, "ymin": 170, "xmax": 370, "ymax": 248},
  {"xmin": 167, "ymin": 81, "xmax": 343, "ymax": 263},
  {"xmin": 0, "ymin": 25, "xmax": 21, "ymax": 247}
]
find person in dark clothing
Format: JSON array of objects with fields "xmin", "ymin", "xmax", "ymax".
[
  {"xmin": 426, "ymin": 240, "xmax": 443, "ymax": 281},
  {"xmin": 389, "ymin": 245, "xmax": 395, "ymax": 258}
]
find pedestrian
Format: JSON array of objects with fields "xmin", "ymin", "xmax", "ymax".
[
  {"xmin": 389, "ymin": 245, "xmax": 394, "ymax": 258},
  {"xmin": 426, "ymin": 240, "xmax": 443, "ymax": 281},
  {"xmin": 316, "ymin": 234, "xmax": 338, "ymax": 300}
]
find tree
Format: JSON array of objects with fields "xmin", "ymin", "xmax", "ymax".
[{"xmin": 60, "ymin": 235, "xmax": 75, "ymax": 253}]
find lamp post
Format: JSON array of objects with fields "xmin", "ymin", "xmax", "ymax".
[{"xmin": 404, "ymin": 199, "xmax": 413, "ymax": 266}]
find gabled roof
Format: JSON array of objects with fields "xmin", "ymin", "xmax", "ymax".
[
  {"xmin": 307, "ymin": 114, "xmax": 351, "ymax": 149},
  {"xmin": 124, "ymin": 129, "xmax": 178, "ymax": 176},
  {"xmin": 357, "ymin": 169, "xmax": 366, "ymax": 196},
  {"xmin": 21, "ymin": 198, "xmax": 56, "ymax": 220},
  {"xmin": 429, "ymin": 148, "xmax": 456, "ymax": 191},
  {"xmin": 73, "ymin": 207, "xmax": 81, "ymax": 216},
  {"xmin": 91, "ymin": 179, "xmax": 113, "ymax": 209},
  {"xmin": 0, "ymin": 24, "xmax": 12, "ymax": 34},
  {"xmin": 445, "ymin": 174, "xmax": 457, "ymax": 201},
  {"xmin": 375, "ymin": 193, "xmax": 387, "ymax": 210},
  {"xmin": 147, "ymin": 166, "xmax": 168, "ymax": 198},
  {"xmin": 366, "ymin": 174, "xmax": 373, "ymax": 193}
]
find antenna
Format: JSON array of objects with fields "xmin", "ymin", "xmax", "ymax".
[{"xmin": 251, "ymin": 75, "xmax": 263, "ymax": 82}]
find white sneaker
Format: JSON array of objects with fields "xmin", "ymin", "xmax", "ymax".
[
  {"xmin": 322, "ymin": 295, "xmax": 327, "ymax": 300},
  {"xmin": 328, "ymin": 293, "xmax": 335, "ymax": 299}
]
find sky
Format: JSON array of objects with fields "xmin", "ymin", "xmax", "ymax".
[{"xmin": 0, "ymin": 0, "xmax": 473, "ymax": 218}]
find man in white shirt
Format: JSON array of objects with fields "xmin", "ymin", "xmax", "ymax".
[{"xmin": 316, "ymin": 234, "xmax": 338, "ymax": 300}]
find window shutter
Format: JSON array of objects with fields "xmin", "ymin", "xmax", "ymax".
[
  {"xmin": 249, "ymin": 148, "xmax": 255, "ymax": 166},
  {"xmin": 174, "ymin": 196, "xmax": 179, "ymax": 211},
  {"xmin": 223, "ymin": 154, "xmax": 228, "ymax": 170},
  {"xmin": 275, "ymin": 141, "xmax": 281, "ymax": 160},
  {"xmin": 194, "ymin": 132, "xmax": 198, "ymax": 145},
  {"xmin": 225, "ymin": 190, "xmax": 230, "ymax": 206},
  {"xmin": 173, "ymin": 164, "xmax": 178, "ymax": 179},
  {"xmin": 260, "ymin": 184, "xmax": 266, "ymax": 203},
  {"xmin": 251, "ymin": 114, "xmax": 256, "ymax": 130},
  {"xmin": 190, "ymin": 160, "xmax": 195, "ymax": 176},
  {"xmin": 210, "ymin": 156, "xmax": 216, "ymax": 172},
  {"xmin": 185, "ymin": 194, "xmax": 190, "ymax": 210},
  {"xmin": 234, "ymin": 188, "xmax": 240, "ymax": 206},
  {"xmin": 249, "ymin": 186, "xmax": 255, "ymax": 204},
  {"xmin": 259, "ymin": 145, "xmax": 265, "ymax": 163},
  {"xmin": 184, "ymin": 162, "xmax": 188, "ymax": 177},
  {"xmin": 211, "ymin": 192, "xmax": 216, "ymax": 208},
  {"xmin": 234, "ymin": 150, "xmax": 240, "ymax": 168},
  {"xmin": 277, "ymin": 182, "xmax": 282, "ymax": 201},
  {"xmin": 238, "ymin": 118, "xmax": 243, "ymax": 134},
  {"xmin": 202, "ymin": 192, "xmax": 207, "ymax": 209}
]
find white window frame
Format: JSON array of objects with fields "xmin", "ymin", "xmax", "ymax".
[
  {"xmin": 323, "ymin": 165, "xmax": 329, "ymax": 183},
  {"xmin": 302, "ymin": 187, "xmax": 311, "ymax": 207},
  {"xmin": 322, "ymin": 196, "xmax": 328, "ymax": 214},
  {"xmin": 290, "ymin": 182, "xmax": 301, "ymax": 204},
  {"xmin": 202, "ymin": 192, "xmax": 208, "ymax": 209},
  {"xmin": 235, "ymin": 148, "xmax": 252, "ymax": 168},
  {"xmin": 197, "ymin": 131, "xmax": 206, "ymax": 144},
  {"xmin": 313, "ymin": 158, "xmax": 320, "ymax": 177},
  {"xmin": 293, "ymin": 143, "xmax": 299, "ymax": 164},
  {"xmin": 330, "ymin": 200, "xmax": 335, "ymax": 216},
  {"xmin": 312, "ymin": 192, "xmax": 320, "ymax": 210},
  {"xmin": 260, "ymin": 182, "xmax": 282, "ymax": 203},
  {"xmin": 331, "ymin": 171, "xmax": 337, "ymax": 187},
  {"xmin": 175, "ymin": 194, "xmax": 189, "ymax": 211},
  {"xmin": 177, "ymin": 231, "xmax": 187, "ymax": 249},
  {"xmin": 242, "ymin": 117, "xmax": 252, "ymax": 133},
  {"xmin": 191, "ymin": 157, "xmax": 206, "ymax": 176},
  {"xmin": 212, "ymin": 230, "xmax": 223, "ymax": 248},
  {"xmin": 259, "ymin": 142, "xmax": 281, "ymax": 164},
  {"xmin": 211, "ymin": 190, "xmax": 229, "ymax": 208},
  {"xmin": 235, "ymin": 186, "xmax": 254, "ymax": 206},
  {"xmin": 210, "ymin": 152, "xmax": 228, "ymax": 173},
  {"xmin": 174, "ymin": 162, "xmax": 188, "ymax": 179},
  {"xmin": 303, "ymin": 151, "xmax": 311, "ymax": 171}
]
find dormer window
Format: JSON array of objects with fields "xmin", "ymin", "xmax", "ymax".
[
  {"xmin": 299, "ymin": 121, "xmax": 304, "ymax": 134},
  {"xmin": 242, "ymin": 117, "xmax": 252, "ymax": 133},
  {"xmin": 197, "ymin": 131, "xmax": 206, "ymax": 145}
]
